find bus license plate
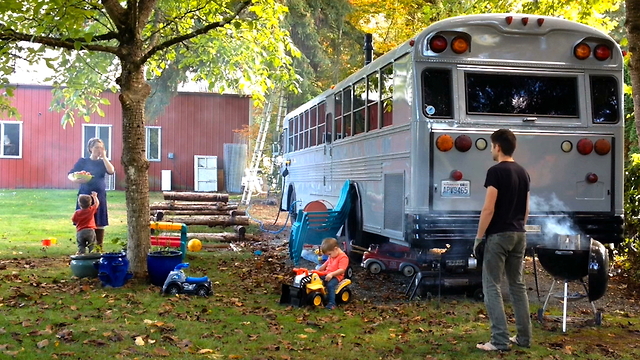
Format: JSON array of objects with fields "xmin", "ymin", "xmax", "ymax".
[{"xmin": 441, "ymin": 181, "xmax": 470, "ymax": 197}]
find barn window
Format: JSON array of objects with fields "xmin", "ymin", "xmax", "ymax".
[
  {"xmin": 1, "ymin": 121, "xmax": 22, "ymax": 158},
  {"xmin": 146, "ymin": 126, "xmax": 161, "ymax": 161},
  {"xmin": 82, "ymin": 124, "xmax": 112, "ymax": 159}
]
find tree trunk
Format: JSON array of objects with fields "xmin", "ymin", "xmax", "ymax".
[
  {"xmin": 160, "ymin": 215, "xmax": 250, "ymax": 226},
  {"xmin": 163, "ymin": 191, "xmax": 229, "ymax": 202},
  {"xmin": 150, "ymin": 202, "xmax": 238, "ymax": 211},
  {"xmin": 151, "ymin": 209, "xmax": 246, "ymax": 216},
  {"xmin": 119, "ymin": 59, "xmax": 152, "ymax": 278},
  {"xmin": 627, "ymin": 0, "xmax": 640, "ymax": 140}
]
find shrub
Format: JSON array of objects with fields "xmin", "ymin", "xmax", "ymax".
[{"xmin": 620, "ymin": 154, "xmax": 640, "ymax": 288}]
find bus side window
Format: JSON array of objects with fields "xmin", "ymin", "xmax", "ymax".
[
  {"xmin": 325, "ymin": 112, "xmax": 332, "ymax": 144},
  {"xmin": 591, "ymin": 75, "xmax": 619, "ymax": 123},
  {"xmin": 381, "ymin": 64, "xmax": 393, "ymax": 127},
  {"xmin": 422, "ymin": 69, "xmax": 453, "ymax": 118}
]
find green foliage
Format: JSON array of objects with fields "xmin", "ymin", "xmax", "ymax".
[{"xmin": 620, "ymin": 154, "xmax": 640, "ymax": 287}]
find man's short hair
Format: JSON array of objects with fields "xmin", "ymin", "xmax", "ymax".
[
  {"xmin": 78, "ymin": 194, "xmax": 92, "ymax": 209},
  {"xmin": 490, "ymin": 128, "xmax": 517, "ymax": 156},
  {"xmin": 320, "ymin": 237, "xmax": 339, "ymax": 254}
]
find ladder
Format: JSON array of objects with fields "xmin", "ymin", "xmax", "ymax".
[{"xmin": 241, "ymin": 92, "xmax": 281, "ymax": 205}]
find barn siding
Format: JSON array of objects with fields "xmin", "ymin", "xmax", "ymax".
[{"xmin": 0, "ymin": 85, "xmax": 250, "ymax": 191}]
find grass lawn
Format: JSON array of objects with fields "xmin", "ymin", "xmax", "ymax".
[{"xmin": 1, "ymin": 189, "xmax": 640, "ymax": 359}]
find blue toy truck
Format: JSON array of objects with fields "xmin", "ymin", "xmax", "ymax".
[{"xmin": 162, "ymin": 263, "xmax": 212, "ymax": 297}]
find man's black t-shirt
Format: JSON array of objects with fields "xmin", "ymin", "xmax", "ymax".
[{"xmin": 484, "ymin": 161, "xmax": 530, "ymax": 236}]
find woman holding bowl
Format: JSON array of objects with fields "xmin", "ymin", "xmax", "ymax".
[{"xmin": 68, "ymin": 138, "xmax": 115, "ymax": 251}]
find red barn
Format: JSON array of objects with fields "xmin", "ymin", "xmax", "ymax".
[{"xmin": 0, "ymin": 85, "xmax": 250, "ymax": 191}]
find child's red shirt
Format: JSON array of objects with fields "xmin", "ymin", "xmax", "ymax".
[
  {"xmin": 323, "ymin": 250, "xmax": 349, "ymax": 281},
  {"xmin": 72, "ymin": 205, "xmax": 98, "ymax": 231}
]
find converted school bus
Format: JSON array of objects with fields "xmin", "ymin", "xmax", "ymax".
[{"xmin": 0, "ymin": 85, "xmax": 251, "ymax": 191}]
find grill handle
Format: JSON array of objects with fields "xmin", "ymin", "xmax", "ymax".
[{"xmin": 554, "ymin": 250, "xmax": 574, "ymax": 256}]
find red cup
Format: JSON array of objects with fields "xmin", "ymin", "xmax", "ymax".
[{"xmin": 42, "ymin": 239, "xmax": 51, "ymax": 246}]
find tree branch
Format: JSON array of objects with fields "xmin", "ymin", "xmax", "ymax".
[
  {"xmin": 101, "ymin": 0, "xmax": 128, "ymax": 30},
  {"xmin": 0, "ymin": 28, "xmax": 120, "ymax": 55},
  {"xmin": 139, "ymin": 0, "xmax": 252, "ymax": 65},
  {"xmin": 137, "ymin": 0, "xmax": 159, "ymax": 34}
]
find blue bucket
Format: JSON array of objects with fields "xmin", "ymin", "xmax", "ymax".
[
  {"xmin": 147, "ymin": 250, "xmax": 183, "ymax": 286},
  {"xmin": 96, "ymin": 252, "xmax": 133, "ymax": 287}
]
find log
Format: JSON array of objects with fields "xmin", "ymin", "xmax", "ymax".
[
  {"xmin": 163, "ymin": 192, "xmax": 229, "ymax": 202},
  {"xmin": 162, "ymin": 215, "xmax": 249, "ymax": 226},
  {"xmin": 150, "ymin": 210, "xmax": 246, "ymax": 216},
  {"xmin": 164, "ymin": 232, "xmax": 258, "ymax": 242},
  {"xmin": 150, "ymin": 202, "xmax": 238, "ymax": 211}
]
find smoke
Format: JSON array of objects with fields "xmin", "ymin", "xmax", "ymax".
[{"xmin": 530, "ymin": 193, "xmax": 580, "ymax": 241}]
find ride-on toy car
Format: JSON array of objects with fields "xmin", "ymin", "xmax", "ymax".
[
  {"xmin": 279, "ymin": 268, "xmax": 352, "ymax": 307},
  {"xmin": 361, "ymin": 242, "xmax": 422, "ymax": 277},
  {"xmin": 162, "ymin": 263, "xmax": 212, "ymax": 297}
]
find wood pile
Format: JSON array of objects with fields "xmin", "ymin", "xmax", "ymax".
[{"xmin": 150, "ymin": 191, "xmax": 252, "ymax": 245}]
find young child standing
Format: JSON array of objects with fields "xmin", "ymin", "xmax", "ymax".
[
  {"xmin": 72, "ymin": 191, "xmax": 100, "ymax": 254},
  {"xmin": 316, "ymin": 237, "xmax": 349, "ymax": 310}
]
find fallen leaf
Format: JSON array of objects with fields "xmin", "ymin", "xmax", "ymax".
[
  {"xmin": 153, "ymin": 347, "xmax": 171, "ymax": 357},
  {"xmin": 36, "ymin": 339, "xmax": 49, "ymax": 349},
  {"xmin": 198, "ymin": 349, "xmax": 214, "ymax": 354},
  {"xmin": 297, "ymin": 334, "xmax": 308, "ymax": 339},
  {"xmin": 135, "ymin": 336, "xmax": 145, "ymax": 346},
  {"xmin": 303, "ymin": 328, "xmax": 316, "ymax": 333}
]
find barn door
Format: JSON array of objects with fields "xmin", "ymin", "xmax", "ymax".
[{"xmin": 194, "ymin": 155, "xmax": 218, "ymax": 191}]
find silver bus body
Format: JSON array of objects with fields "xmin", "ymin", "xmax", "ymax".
[{"xmin": 281, "ymin": 14, "xmax": 623, "ymax": 251}]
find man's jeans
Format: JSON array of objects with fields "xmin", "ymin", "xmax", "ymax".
[{"xmin": 482, "ymin": 232, "xmax": 532, "ymax": 348}]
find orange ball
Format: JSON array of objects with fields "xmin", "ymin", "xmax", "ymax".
[{"xmin": 187, "ymin": 239, "xmax": 202, "ymax": 252}]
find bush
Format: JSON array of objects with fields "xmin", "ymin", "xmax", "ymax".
[{"xmin": 620, "ymin": 154, "xmax": 640, "ymax": 288}]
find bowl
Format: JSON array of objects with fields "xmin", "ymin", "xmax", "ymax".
[{"xmin": 72, "ymin": 172, "xmax": 93, "ymax": 183}]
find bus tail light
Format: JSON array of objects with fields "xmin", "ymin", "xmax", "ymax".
[
  {"xmin": 455, "ymin": 135, "xmax": 472, "ymax": 152},
  {"xmin": 594, "ymin": 44, "xmax": 612, "ymax": 61},
  {"xmin": 429, "ymin": 35, "xmax": 448, "ymax": 53},
  {"xmin": 574, "ymin": 43, "xmax": 591, "ymax": 60},
  {"xmin": 450, "ymin": 170, "xmax": 464, "ymax": 181},
  {"xmin": 586, "ymin": 172, "xmax": 599, "ymax": 184},
  {"xmin": 436, "ymin": 134, "xmax": 453, "ymax": 151},
  {"xmin": 451, "ymin": 36, "xmax": 469, "ymax": 54},
  {"xmin": 521, "ymin": 17, "xmax": 529, "ymax": 25},
  {"xmin": 594, "ymin": 139, "xmax": 611, "ymax": 155},
  {"xmin": 537, "ymin": 18, "xmax": 544, "ymax": 26},
  {"xmin": 561, "ymin": 140, "xmax": 573, "ymax": 153},
  {"xmin": 505, "ymin": 16, "xmax": 513, "ymax": 25},
  {"xmin": 577, "ymin": 138, "xmax": 593, "ymax": 155}
]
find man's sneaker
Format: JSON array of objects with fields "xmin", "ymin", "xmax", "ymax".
[{"xmin": 509, "ymin": 336, "xmax": 530, "ymax": 348}]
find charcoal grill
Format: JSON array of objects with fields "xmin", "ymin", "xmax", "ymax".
[{"xmin": 535, "ymin": 236, "xmax": 609, "ymax": 332}]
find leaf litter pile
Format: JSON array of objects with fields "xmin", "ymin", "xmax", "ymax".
[{"xmin": 0, "ymin": 199, "xmax": 639, "ymax": 359}]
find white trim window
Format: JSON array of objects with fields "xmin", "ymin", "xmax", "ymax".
[
  {"xmin": 82, "ymin": 124, "xmax": 113, "ymax": 159},
  {"xmin": 1, "ymin": 121, "xmax": 23, "ymax": 158},
  {"xmin": 146, "ymin": 126, "xmax": 161, "ymax": 161}
]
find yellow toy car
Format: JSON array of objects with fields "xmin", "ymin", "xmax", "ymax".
[{"xmin": 280, "ymin": 268, "xmax": 352, "ymax": 307}]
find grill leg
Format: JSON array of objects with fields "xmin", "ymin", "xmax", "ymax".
[
  {"xmin": 562, "ymin": 280, "xmax": 568, "ymax": 333},
  {"xmin": 541, "ymin": 280, "xmax": 556, "ymax": 313}
]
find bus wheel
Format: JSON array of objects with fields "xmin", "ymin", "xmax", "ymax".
[
  {"xmin": 287, "ymin": 186, "xmax": 298, "ymax": 224},
  {"xmin": 345, "ymin": 183, "xmax": 364, "ymax": 247}
]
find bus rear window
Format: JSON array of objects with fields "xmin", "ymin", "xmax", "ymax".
[
  {"xmin": 591, "ymin": 75, "xmax": 619, "ymax": 123},
  {"xmin": 466, "ymin": 73, "xmax": 578, "ymax": 117},
  {"xmin": 422, "ymin": 69, "xmax": 452, "ymax": 118}
]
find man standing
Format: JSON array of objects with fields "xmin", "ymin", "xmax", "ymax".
[{"xmin": 475, "ymin": 129, "xmax": 532, "ymax": 351}]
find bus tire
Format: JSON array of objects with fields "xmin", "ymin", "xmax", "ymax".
[
  {"xmin": 287, "ymin": 185, "xmax": 297, "ymax": 224},
  {"xmin": 345, "ymin": 182, "xmax": 364, "ymax": 248}
]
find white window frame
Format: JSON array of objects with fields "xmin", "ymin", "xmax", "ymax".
[
  {"xmin": 145, "ymin": 126, "xmax": 161, "ymax": 161},
  {"xmin": 82, "ymin": 124, "xmax": 113, "ymax": 159},
  {"xmin": 1, "ymin": 121, "xmax": 23, "ymax": 158}
]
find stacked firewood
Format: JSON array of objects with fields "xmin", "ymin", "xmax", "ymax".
[{"xmin": 150, "ymin": 191, "xmax": 255, "ymax": 244}]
